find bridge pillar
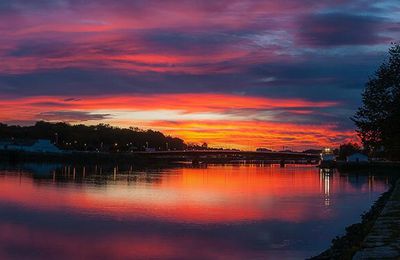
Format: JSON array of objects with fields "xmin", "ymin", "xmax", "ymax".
[
  {"xmin": 192, "ymin": 157, "xmax": 200, "ymax": 165},
  {"xmin": 280, "ymin": 159, "xmax": 285, "ymax": 168}
]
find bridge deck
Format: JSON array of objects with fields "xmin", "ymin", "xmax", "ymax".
[{"xmin": 132, "ymin": 150, "xmax": 320, "ymax": 160}]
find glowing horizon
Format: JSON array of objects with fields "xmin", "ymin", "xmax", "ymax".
[
  {"xmin": 0, "ymin": 94, "xmax": 356, "ymax": 150},
  {"xmin": 1, "ymin": 0, "xmax": 398, "ymax": 150}
]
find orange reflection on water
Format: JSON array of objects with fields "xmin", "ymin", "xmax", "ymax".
[
  {"xmin": 0, "ymin": 166, "xmax": 387, "ymax": 224},
  {"xmin": 0, "ymin": 223, "xmax": 182, "ymax": 259}
]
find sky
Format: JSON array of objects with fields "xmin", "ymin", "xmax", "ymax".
[{"xmin": 0, "ymin": 0, "xmax": 399, "ymax": 150}]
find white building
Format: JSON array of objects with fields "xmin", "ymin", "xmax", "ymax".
[
  {"xmin": 321, "ymin": 147, "xmax": 336, "ymax": 162},
  {"xmin": 347, "ymin": 153, "xmax": 368, "ymax": 163},
  {"xmin": 321, "ymin": 153, "xmax": 336, "ymax": 162},
  {"xmin": 1, "ymin": 139, "xmax": 61, "ymax": 153}
]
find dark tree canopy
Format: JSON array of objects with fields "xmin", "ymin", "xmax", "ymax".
[
  {"xmin": 352, "ymin": 43, "xmax": 400, "ymax": 159},
  {"xmin": 338, "ymin": 142, "xmax": 361, "ymax": 161},
  {"xmin": 0, "ymin": 121, "xmax": 187, "ymax": 152}
]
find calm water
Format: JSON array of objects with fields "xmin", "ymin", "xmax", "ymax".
[{"xmin": 0, "ymin": 164, "xmax": 390, "ymax": 259}]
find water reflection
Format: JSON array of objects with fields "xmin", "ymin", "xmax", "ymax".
[
  {"xmin": 0, "ymin": 163, "xmax": 391, "ymax": 259},
  {"xmin": 320, "ymin": 168, "xmax": 332, "ymax": 207}
]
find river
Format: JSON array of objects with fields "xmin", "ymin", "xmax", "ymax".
[{"xmin": 0, "ymin": 163, "xmax": 391, "ymax": 259}]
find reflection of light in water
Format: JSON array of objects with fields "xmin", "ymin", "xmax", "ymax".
[
  {"xmin": 319, "ymin": 168, "xmax": 334, "ymax": 207},
  {"xmin": 368, "ymin": 175, "xmax": 376, "ymax": 200},
  {"xmin": 324, "ymin": 176, "xmax": 330, "ymax": 206},
  {"xmin": 0, "ymin": 164, "xmax": 393, "ymax": 260},
  {"xmin": 10, "ymin": 164, "xmax": 391, "ymax": 225},
  {"xmin": 368, "ymin": 175, "xmax": 375, "ymax": 192},
  {"xmin": 3, "ymin": 164, "xmax": 354, "ymax": 223}
]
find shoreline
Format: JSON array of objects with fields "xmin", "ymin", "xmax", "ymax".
[
  {"xmin": 353, "ymin": 177, "xmax": 400, "ymax": 258},
  {"xmin": 310, "ymin": 177, "xmax": 399, "ymax": 259}
]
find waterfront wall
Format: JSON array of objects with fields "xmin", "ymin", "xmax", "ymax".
[{"xmin": 353, "ymin": 179, "xmax": 400, "ymax": 259}]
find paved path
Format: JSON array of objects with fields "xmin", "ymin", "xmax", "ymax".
[{"xmin": 353, "ymin": 179, "xmax": 400, "ymax": 259}]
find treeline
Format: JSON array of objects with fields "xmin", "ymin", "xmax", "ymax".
[
  {"xmin": 353, "ymin": 43, "xmax": 400, "ymax": 160},
  {"xmin": 0, "ymin": 121, "xmax": 187, "ymax": 152}
]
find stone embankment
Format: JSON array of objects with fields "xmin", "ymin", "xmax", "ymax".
[{"xmin": 353, "ymin": 179, "xmax": 400, "ymax": 259}]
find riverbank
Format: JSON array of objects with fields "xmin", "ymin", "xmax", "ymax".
[
  {"xmin": 311, "ymin": 177, "xmax": 400, "ymax": 259},
  {"xmin": 353, "ymin": 178, "xmax": 400, "ymax": 259}
]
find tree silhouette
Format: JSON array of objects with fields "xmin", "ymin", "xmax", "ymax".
[
  {"xmin": 0, "ymin": 121, "xmax": 187, "ymax": 152},
  {"xmin": 352, "ymin": 43, "xmax": 400, "ymax": 159},
  {"xmin": 338, "ymin": 143, "xmax": 361, "ymax": 160}
]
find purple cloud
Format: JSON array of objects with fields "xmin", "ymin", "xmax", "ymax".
[
  {"xmin": 296, "ymin": 13, "xmax": 394, "ymax": 46},
  {"xmin": 0, "ymin": 0, "xmax": 399, "ymax": 139},
  {"xmin": 37, "ymin": 111, "xmax": 111, "ymax": 122}
]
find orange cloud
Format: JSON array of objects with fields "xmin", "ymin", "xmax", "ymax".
[
  {"xmin": 0, "ymin": 93, "xmax": 353, "ymax": 150},
  {"xmin": 0, "ymin": 94, "xmax": 337, "ymax": 113},
  {"xmin": 144, "ymin": 120, "xmax": 357, "ymax": 150}
]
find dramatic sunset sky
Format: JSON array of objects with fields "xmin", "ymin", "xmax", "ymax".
[{"xmin": 0, "ymin": 0, "xmax": 399, "ymax": 150}]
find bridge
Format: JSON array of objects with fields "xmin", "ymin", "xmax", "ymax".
[
  {"xmin": 0, "ymin": 148, "xmax": 321, "ymax": 165},
  {"xmin": 132, "ymin": 150, "xmax": 321, "ymax": 164}
]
